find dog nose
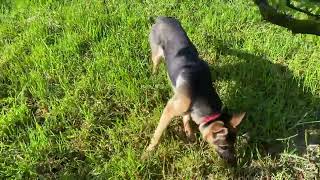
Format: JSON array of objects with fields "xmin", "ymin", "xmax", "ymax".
[
  {"xmin": 218, "ymin": 150, "xmax": 237, "ymax": 166},
  {"xmin": 227, "ymin": 156, "xmax": 237, "ymax": 166}
]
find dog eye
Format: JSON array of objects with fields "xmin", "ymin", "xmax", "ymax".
[{"xmin": 219, "ymin": 145, "xmax": 229, "ymax": 150}]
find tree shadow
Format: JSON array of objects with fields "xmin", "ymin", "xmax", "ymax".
[{"xmin": 210, "ymin": 41, "xmax": 320, "ymax": 178}]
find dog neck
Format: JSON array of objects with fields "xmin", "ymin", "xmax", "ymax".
[
  {"xmin": 198, "ymin": 112, "xmax": 222, "ymax": 134},
  {"xmin": 198, "ymin": 114, "xmax": 224, "ymax": 140},
  {"xmin": 200, "ymin": 112, "xmax": 221, "ymax": 127}
]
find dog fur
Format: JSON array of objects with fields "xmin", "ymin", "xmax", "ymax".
[{"xmin": 146, "ymin": 16, "xmax": 245, "ymax": 165}]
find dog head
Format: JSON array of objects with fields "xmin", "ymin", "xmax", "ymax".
[{"xmin": 200, "ymin": 112, "xmax": 246, "ymax": 165}]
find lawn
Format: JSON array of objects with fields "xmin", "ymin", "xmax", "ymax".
[{"xmin": 0, "ymin": 0, "xmax": 319, "ymax": 179}]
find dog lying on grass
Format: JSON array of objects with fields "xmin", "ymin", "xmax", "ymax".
[{"xmin": 145, "ymin": 16, "xmax": 245, "ymax": 165}]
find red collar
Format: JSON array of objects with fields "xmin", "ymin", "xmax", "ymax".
[{"xmin": 201, "ymin": 113, "xmax": 221, "ymax": 125}]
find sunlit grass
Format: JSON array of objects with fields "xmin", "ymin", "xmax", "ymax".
[{"xmin": 0, "ymin": 0, "xmax": 319, "ymax": 179}]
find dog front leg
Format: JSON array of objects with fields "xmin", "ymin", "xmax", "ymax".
[
  {"xmin": 146, "ymin": 98, "xmax": 176, "ymax": 151},
  {"xmin": 183, "ymin": 113, "xmax": 195, "ymax": 140},
  {"xmin": 146, "ymin": 86, "xmax": 191, "ymax": 152}
]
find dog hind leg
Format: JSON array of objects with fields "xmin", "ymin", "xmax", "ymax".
[
  {"xmin": 149, "ymin": 27, "xmax": 164, "ymax": 74},
  {"xmin": 150, "ymin": 44, "xmax": 164, "ymax": 74}
]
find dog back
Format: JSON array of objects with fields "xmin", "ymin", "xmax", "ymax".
[
  {"xmin": 150, "ymin": 17, "xmax": 222, "ymax": 118},
  {"xmin": 150, "ymin": 17, "xmax": 199, "ymax": 86}
]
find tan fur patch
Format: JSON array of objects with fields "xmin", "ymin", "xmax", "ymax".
[
  {"xmin": 229, "ymin": 112, "xmax": 246, "ymax": 128},
  {"xmin": 145, "ymin": 84, "xmax": 192, "ymax": 152},
  {"xmin": 150, "ymin": 45, "xmax": 164, "ymax": 74}
]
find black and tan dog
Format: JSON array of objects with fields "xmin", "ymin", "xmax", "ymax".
[{"xmin": 145, "ymin": 16, "xmax": 245, "ymax": 165}]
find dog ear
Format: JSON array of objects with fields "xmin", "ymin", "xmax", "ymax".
[
  {"xmin": 211, "ymin": 122, "xmax": 228, "ymax": 137},
  {"xmin": 229, "ymin": 112, "xmax": 246, "ymax": 128}
]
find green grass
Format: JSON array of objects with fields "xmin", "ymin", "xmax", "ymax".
[{"xmin": 1, "ymin": 0, "xmax": 320, "ymax": 179}]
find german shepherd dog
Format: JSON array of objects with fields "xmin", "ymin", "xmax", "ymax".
[{"xmin": 146, "ymin": 16, "xmax": 246, "ymax": 165}]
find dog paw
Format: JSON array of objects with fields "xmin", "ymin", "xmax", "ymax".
[
  {"xmin": 186, "ymin": 133, "xmax": 196, "ymax": 142},
  {"xmin": 141, "ymin": 150, "xmax": 152, "ymax": 161},
  {"xmin": 141, "ymin": 144, "xmax": 156, "ymax": 160},
  {"xmin": 146, "ymin": 144, "xmax": 155, "ymax": 151},
  {"xmin": 184, "ymin": 129, "xmax": 195, "ymax": 141},
  {"xmin": 152, "ymin": 69, "xmax": 158, "ymax": 75}
]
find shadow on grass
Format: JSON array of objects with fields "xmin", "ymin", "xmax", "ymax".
[{"xmin": 210, "ymin": 41, "xmax": 320, "ymax": 178}]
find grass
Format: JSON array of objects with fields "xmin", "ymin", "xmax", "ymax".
[{"xmin": 0, "ymin": 0, "xmax": 319, "ymax": 179}]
